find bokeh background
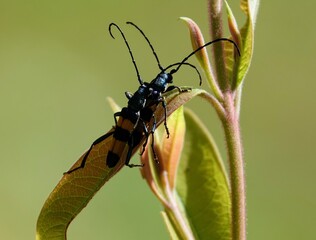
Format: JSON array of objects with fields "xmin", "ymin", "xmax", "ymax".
[{"xmin": 1, "ymin": 1, "xmax": 315, "ymax": 239}]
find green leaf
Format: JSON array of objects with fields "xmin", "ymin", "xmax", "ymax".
[
  {"xmin": 176, "ymin": 109, "xmax": 231, "ymax": 240},
  {"xmin": 232, "ymin": 0, "xmax": 260, "ymax": 89}
]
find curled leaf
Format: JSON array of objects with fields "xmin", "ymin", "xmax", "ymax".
[
  {"xmin": 233, "ymin": 0, "xmax": 260, "ymax": 89},
  {"xmin": 225, "ymin": 0, "xmax": 241, "ymax": 49},
  {"xmin": 180, "ymin": 17, "xmax": 222, "ymax": 100},
  {"xmin": 180, "ymin": 17, "xmax": 210, "ymax": 73},
  {"xmin": 36, "ymin": 87, "xmax": 204, "ymax": 240},
  {"xmin": 208, "ymin": 0, "xmax": 229, "ymax": 91},
  {"xmin": 158, "ymin": 106, "xmax": 186, "ymax": 189}
]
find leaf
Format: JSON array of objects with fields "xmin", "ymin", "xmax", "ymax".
[
  {"xmin": 36, "ymin": 87, "xmax": 205, "ymax": 240},
  {"xmin": 180, "ymin": 17, "xmax": 222, "ymax": 100},
  {"xmin": 176, "ymin": 109, "xmax": 231, "ymax": 240},
  {"xmin": 140, "ymin": 87, "xmax": 208, "ymax": 196},
  {"xmin": 223, "ymin": 0, "xmax": 241, "ymax": 87},
  {"xmin": 36, "ymin": 129, "xmax": 121, "ymax": 240},
  {"xmin": 157, "ymin": 106, "xmax": 186, "ymax": 189},
  {"xmin": 207, "ymin": 0, "xmax": 228, "ymax": 91},
  {"xmin": 231, "ymin": 0, "xmax": 260, "ymax": 89},
  {"xmin": 152, "ymin": 107, "xmax": 196, "ymax": 239},
  {"xmin": 245, "ymin": 0, "xmax": 260, "ymax": 26}
]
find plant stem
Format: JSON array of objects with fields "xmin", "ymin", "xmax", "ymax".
[
  {"xmin": 162, "ymin": 172, "xmax": 194, "ymax": 240},
  {"xmin": 208, "ymin": 0, "xmax": 228, "ymax": 90},
  {"xmin": 222, "ymin": 92, "xmax": 246, "ymax": 240}
]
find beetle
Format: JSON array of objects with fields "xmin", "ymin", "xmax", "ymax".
[{"xmin": 66, "ymin": 22, "xmax": 240, "ymax": 173}]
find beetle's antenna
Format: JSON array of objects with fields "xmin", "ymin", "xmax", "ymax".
[
  {"xmin": 167, "ymin": 38, "xmax": 241, "ymax": 78},
  {"xmin": 127, "ymin": 22, "xmax": 164, "ymax": 71},
  {"xmin": 109, "ymin": 23, "xmax": 143, "ymax": 85}
]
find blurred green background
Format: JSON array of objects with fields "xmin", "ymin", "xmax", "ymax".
[{"xmin": 1, "ymin": 1, "xmax": 315, "ymax": 239}]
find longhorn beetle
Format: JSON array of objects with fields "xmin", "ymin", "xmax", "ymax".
[{"xmin": 66, "ymin": 22, "xmax": 240, "ymax": 173}]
